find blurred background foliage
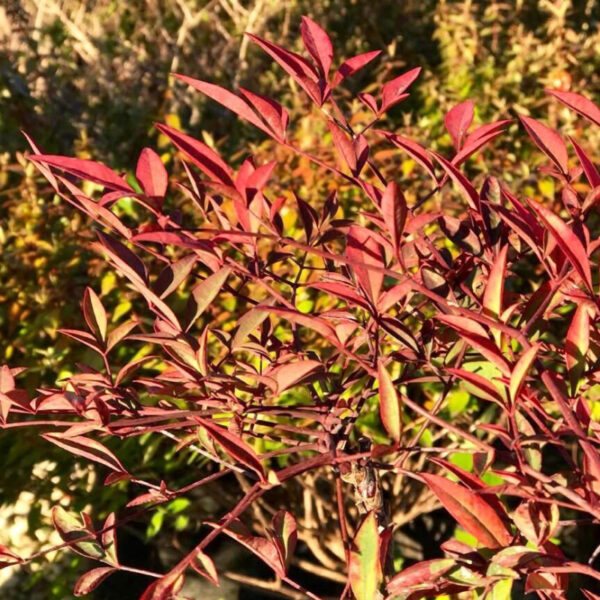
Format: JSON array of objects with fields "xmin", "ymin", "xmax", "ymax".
[{"xmin": 2, "ymin": 0, "xmax": 600, "ymax": 598}]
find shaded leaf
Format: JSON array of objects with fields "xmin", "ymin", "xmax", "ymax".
[
  {"xmin": 83, "ymin": 287, "xmax": 107, "ymax": 342},
  {"xmin": 509, "ymin": 344, "xmax": 539, "ymax": 402},
  {"xmin": 43, "ymin": 434, "xmax": 127, "ymax": 473},
  {"xmin": 74, "ymin": 567, "xmax": 117, "ymax": 597},
  {"xmin": 186, "ymin": 267, "xmax": 230, "ymax": 330},
  {"xmin": 528, "ymin": 200, "xmax": 592, "ymax": 291},
  {"xmin": 378, "ymin": 360, "xmax": 402, "ymax": 443},
  {"xmin": 196, "ymin": 419, "xmax": 265, "ymax": 480}
]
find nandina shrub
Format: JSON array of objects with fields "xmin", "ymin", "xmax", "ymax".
[{"xmin": 4, "ymin": 16, "xmax": 600, "ymax": 600}]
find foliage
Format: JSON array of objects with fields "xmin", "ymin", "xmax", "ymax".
[{"xmin": 4, "ymin": 13, "xmax": 600, "ymax": 600}]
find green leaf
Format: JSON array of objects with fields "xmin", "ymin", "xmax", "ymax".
[{"xmin": 349, "ymin": 512, "xmax": 382, "ymax": 600}]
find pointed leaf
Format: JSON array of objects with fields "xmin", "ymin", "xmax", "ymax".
[
  {"xmin": 378, "ymin": 360, "xmax": 401, "ymax": 443},
  {"xmin": 327, "ymin": 120, "xmax": 357, "ymax": 174},
  {"xmin": 300, "ymin": 16, "xmax": 333, "ymax": 76},
  {"xmin": 245, "ymin": 34, "xmax": 321, "ymax": 104},
  {"xmin": 387, "ymin": 559, "xmax": 455, "ymax": 595},
  {"xmin": 186, "ymin": 267, "xmax": 230, "ymax": 330},
  {"xmin": 96, "ymin": 231, "xmax": 147, "ymax": 287},
  {"xmin": 346, "ymin": 225, "xmax": 384, "ymax": 304},
  {"xmin": 154, "ymin": 254, "xmax": 197, "ymax": 299},
  {"xmin": 155, "ymin": 123, "xmax": 234, "ymax": 187},
  {"xmin": 196, "ymin": 419, "xmax": 265, "ymax": 481},
  {"xmin": 569, "ymin": 136, "xmax": 600, "ymax": 188},
  {"xmin": 268, "ymin": 360, "xmax": 323, "ymax": 394},
  {"xmin": 482, "ymin": 245, "xmax": 508, "ymax": 319},
  {"xmin": 331, "ymin": 50, "xmax": 381, "ymax": 88},
  {"xmin": 519, "ymin": 115, "xmax": 569, "ymax": 174},
  {"xmin": 431, "ymin": 152, "xmax": 479, "ymax": 210},
  {"xmin": 546, "ymin": 89, "xmax": 600, "ymax": 127},
  {"xmin": 136, "ymin": 148, "xmax": 168, "ymax": 199},
  {"xmin": 43, "ymin": 434, "xmax": 127, "ymax": 473},
  {"xmin": 348, "ymin": 512, "xmax": 382, "ymax": 600},
  {"xmin": 174, "ymin": 74, "xmax": 270, "ymax": 135},
  {"xmin": 421, "ymin": 473, "xmax": 512, "ymax": 549},
  {"xmin": 510, "ymin": 344, "xmax": 539, "ymax": 402},
  {"xmin": 28, "ymin": 155, "xmax": 133, "ymax": 193},
  {"xmin": 529, "ymin": 200, "xmax": 592, "ymax": 291},
  {"xmin": 272, "ymin": 511, "xmax": 297, "ymax": 572},
  {"xmin": 381, "ymin": 181, "xmax": 407, "ymax": 257},
  {"xmin": 74, "ymin": 567, "xmax": 116, "ymax": 596},
  {"xmin": 566, "ymin": 303, "xmax": 592, "ymax": 394},
  {"xmin": 83, "ymin": 287, "xmax": 107, "ymax": 342},
  {"xmin": 445, "ymin": 100, "xmax": 474, "ymax": 150},
  {"xmin": 238, "ymin": 88, "xmax": 288, "ymax": 141},
  {"xmin": 381, "ymin": 67, "xmax": 421, "ymax": 113},
  {"xmin": 191, "ymin": 549, "xmax": 219, "ymax": 586}
]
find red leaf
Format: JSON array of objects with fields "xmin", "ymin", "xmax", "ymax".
[
  {"xmin": 346, "ymin": 225, "xmax": 384, "ymax": 304},
  {"xmin": 445, "ymin": 100, "xmax": 474, "ymax": 150},
  {"xmin": 380, "ymin": 181, "xmax": 407, "ymax": 258},
  {"xmin": 82, "ymin": 287, "xmax": 107, "ymax": 342},
  {"xmin": 308, "ymin": 281, "xmax": 370, "ymax": 310},
  {"xmin": 136, "ymin": 148, "xmax": 168, "ymax": 199},
  {"xmin": 569, "ymin": 136, "xmax": 600, "ymax": 188},
  {"xmin": 43, "ymin": 434, "xmax": 128, "ymax": 473},
  {"xmin": 218, "ymin": 520, "xmax": 285, "ymax": 577},
  {"xmin": 446, "ymin": 368, "xmax": 504, "ymax": 406},
  {"xmin": 185, "ymin": 267, "xmax": 230, "ymax": 331},
  {"xmin": 268, "ymin": 307, "xmax": 339, "ymax": 344},
  {"xmin": 358, "ymin": 92, "xmax": 378, "ymax": 114},
  {"xmin": 96, "ymin": 232, "xmax": 147, "ymax": 286},
  {"xmin": 174, "ymin": 74, "xmax": 271, "ymax": 135},
  {"xmin": 431, "ymin": 151, "xmax": 479, "ymax": 211},
  {"xmin": 238, "ymin": 88, "xmax": 288, "ymax": 141},
  {"xmin": 380, "ymin": 131, "xmax": 438, "ymax": 183},
  {"xmin": 196, "ymin": 418, "xmax": 265, "ymax": 481},
  {"xmin": 509, "ymin": 344, "xmax": 539, "ymax": 402},
  {"xmin": 23, "ymin": 132, "xmax": 58, "ymax": 190},
  {"xmin": 546, "ymin": 88, "xmax": 600, "ymax": 127},
  {"xmin": 246, "ymin": 33, "xmax": 322, "ymax": 104},
  {"xmin": 331, "ymin": 50, "xmax": 381, "ymax": 88},
  {"xmin": 378, "ymin": 360, "xmax": 402, "ymax": 443},
  {"xmin": 153, "ymin": 254, "xmax": 197, "ymax": 299},
  {"xmin": 267, "ymin": 360, "xmax": 324, "ymax": 393},
  {"xmin": 381, "ymin": 67, "xmax": 421, "ymax": 113},
  {"xmin": 101, "ymin": 512, "xmax": 119, "ymax": 566},
  {"xmin": 453, "ymin": 120, "xmax": 510, "ymax": 166},
  {"xmin": 387, "ymin": 559, "xmax": 455, "ymax": 595},
  {"xmin": 327, "ymin": 120, "xmax": 357, "ymax": 174},
  {"xmin": 421, "ymin": 473, "xmax": 512, "ymax": 549},
  {"xmin": 519, "ymin": 115, "xmax": 569, "ymax": 174},
  {"xmin": 300, "ymin": 16, "xmax": 333, "ymax": 77},
  {"xmin": 436, "ymin": 314, "xmax": 511, "ymax": 377},
  {"xmin": 74, "ymin": 567, "xmax": 117, "ymax": 596},
  {"xmin": 528, "ymin": 199, "xmax": 592, "ymax": 291},
  {"xmin": 28, "ymin": 155, "xmax": 133, "ymax": 193},
  {"xmin": 155, "ymin": 123, "xmax": 234, "ymax": 186}
]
